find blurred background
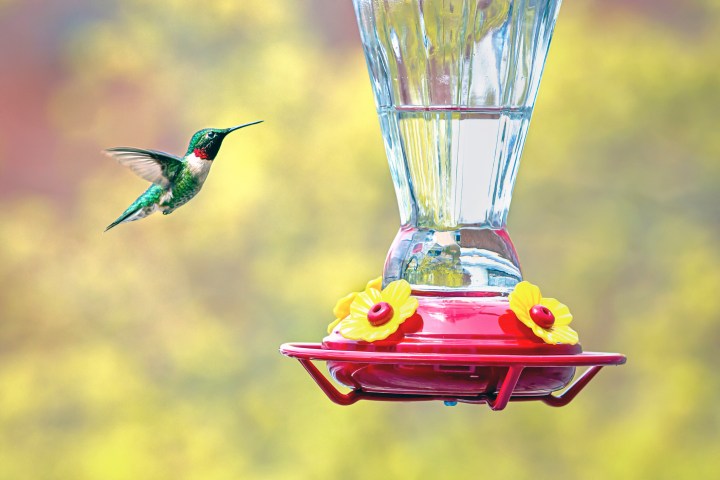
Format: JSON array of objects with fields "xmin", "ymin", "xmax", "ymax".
[{"xmin": 1, "ymin": 0, "xmax": 719, "ymax": 478}]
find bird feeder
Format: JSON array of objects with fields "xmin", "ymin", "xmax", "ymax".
[{"xmin": 280, "ymin": 0, "xmax": 625, "ymax": 410}]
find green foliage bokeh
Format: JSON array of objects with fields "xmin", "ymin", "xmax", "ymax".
[{"xmin": 1, "ymin": 1, "xmax": 719, "ymax": 478}]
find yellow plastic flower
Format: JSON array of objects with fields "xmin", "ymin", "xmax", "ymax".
[
  {"xmin": 327, "ymin": 276, "xmax": 382, "ymax": 333},
  {"xmin": 337, "ymin": 279, "xmax": 419, "ymax": 342},
  {"xmin": 508, "ymin": 281, "xmax": 578, "ymax": 345}
]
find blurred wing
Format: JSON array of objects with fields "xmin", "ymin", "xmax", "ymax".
[{"xmin": 104, "ymin": 147, "xmax": 184, "ymax": 187}]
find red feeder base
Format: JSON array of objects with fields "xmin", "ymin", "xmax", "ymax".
[
  {"xmin": 281, "ymin": 296, "xmax": 625, "ymax": 410},
  {"xmin": 280, "ymin": 343, "xmax": 625, "ymax": 410}
]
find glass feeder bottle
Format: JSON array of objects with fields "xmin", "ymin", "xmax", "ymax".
[{"xmin": 353, "ymin": 0, "xmax": 563, "ymax": 293}]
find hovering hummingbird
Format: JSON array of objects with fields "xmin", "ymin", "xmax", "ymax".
[{"xmin": 104, "ymin": 121, "xmax": 262, "ymax": 231}]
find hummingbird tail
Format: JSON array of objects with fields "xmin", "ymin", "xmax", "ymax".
[
  {"xmin": 104, "ymin": 185, "xmax": 164, "ymax": 232},
  {"xmin": 105, "ymin": 207, "xmax": 142, "ymax": 232}
]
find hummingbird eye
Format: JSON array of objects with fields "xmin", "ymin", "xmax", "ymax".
[{"xmin": 207, "ymin": 132, "xmax": 216, "ymax": 139}]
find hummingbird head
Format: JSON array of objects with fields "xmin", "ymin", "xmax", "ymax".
[{"xmin": 186, "ymin": 120, "xmax": 263, "ymax": 160}]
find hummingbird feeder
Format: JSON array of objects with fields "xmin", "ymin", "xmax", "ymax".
[{"xmin": 280, "ymin": 0, "xmax": 625, "ymax": 410}]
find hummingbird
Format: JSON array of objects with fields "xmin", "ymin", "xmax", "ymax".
[{"xmin": 104, "ymin": 121, "xmax": 262, "ymax": 231}]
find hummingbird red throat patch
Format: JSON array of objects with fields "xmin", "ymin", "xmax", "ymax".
[{"xmin": 193, "ymin": 147, "xmax": 211, "ymax": 160}]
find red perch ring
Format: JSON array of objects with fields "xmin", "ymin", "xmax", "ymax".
[{"xmin": 280, "ymin": 295, "xmax": 625, "ymax": 410}]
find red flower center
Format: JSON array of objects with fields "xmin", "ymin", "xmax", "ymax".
[
  {"xmin": 367, "ymin": 302, "xmax": 394, "ymax": 326},
  {"xmin": 529, "ymin": 304, "xmax": 555, "ymax": 329}
]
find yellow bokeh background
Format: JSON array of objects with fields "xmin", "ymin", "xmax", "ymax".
[{"xmin": 1, "ymin": 0, "xmax": 719, "ymax": 478}]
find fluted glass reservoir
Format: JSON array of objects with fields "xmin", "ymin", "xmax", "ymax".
[{"xmin": 353, "ymin": 0, "xmax": 562, "ymax": 292}]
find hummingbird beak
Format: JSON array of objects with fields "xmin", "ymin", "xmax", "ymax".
[{"xmin": 224, "ymin": 120, "xmax": 263, "ymax": 134}]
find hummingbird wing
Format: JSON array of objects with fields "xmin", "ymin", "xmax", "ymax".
[{"xmin": 104, "ymin": 147, "xmax": 184, "ymax": 187}]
